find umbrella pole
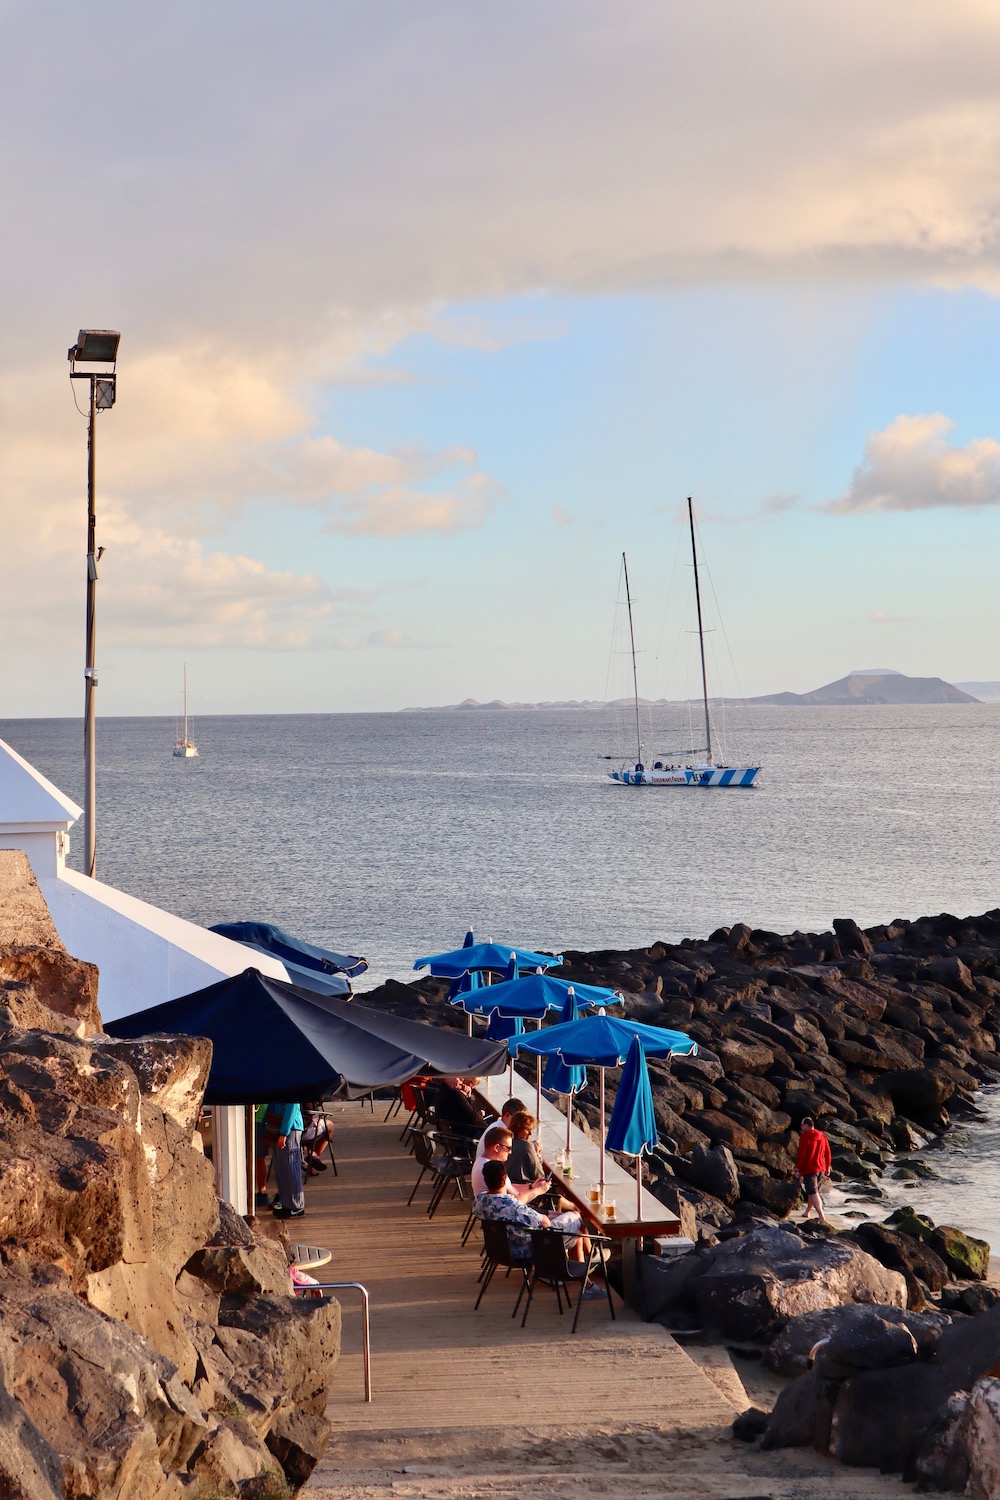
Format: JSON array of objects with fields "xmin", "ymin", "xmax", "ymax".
[
  {"xmin": 636, "ymin": 1154, "xmax": 642, "ymax": 1221},
  {"xmin": 599, "ymin": 1068, "xmax": 605, "ymax": 1195},
  {"xmin": 535, "ymin": 1055, "xmax": 541, "ymax": 1143}
]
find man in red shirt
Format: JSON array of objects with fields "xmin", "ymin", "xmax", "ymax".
[{"xmin": 795, "ymin": 1116, "xmax": 833, "ymax": 1224}]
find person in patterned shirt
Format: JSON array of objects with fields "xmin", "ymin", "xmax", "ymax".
[{"xmin": 474, "ymin": 1160, "xmax": 589, "ymax": 1261}]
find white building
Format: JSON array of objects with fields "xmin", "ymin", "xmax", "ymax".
[{"xmin": 0, "ymin": 736, "xmax": 288, "ymax": 1213}]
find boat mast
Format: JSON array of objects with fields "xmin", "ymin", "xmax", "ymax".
[
  {"xmin": 687, "ymin": 497, "xmax": 713, "ymax": 765},
  {"xmin": 622, "ymin": 552, "xmax": 642, "ymax": 764},
  {"xmin": 182, "ymin": 663, "xmax": 189, "ymax": 743}
]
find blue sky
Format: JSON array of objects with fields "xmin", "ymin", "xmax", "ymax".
[{"xmin": 2, "ymin": 2, "xmax": 1000, "ymax": 714}]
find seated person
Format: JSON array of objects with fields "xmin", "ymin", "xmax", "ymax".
[
  {"xmin": 474, "ymin": 1159, "xmax": 591, "ymax": 1263},
  {"xmin": 301, "ymin": 1103, "xmax": 331, "ymax": 1174},
  {"xmin": 427, "ymin": 1076, "xmax": 485, "ymax": 1138},
  {"xmin": 475, "ymin": 1096, "xmax": 528, "ymax": 1156},
  {"xmin": 471, "ymin": 1125, "xmax": 549, "ymax": 1203},
  {"xmin": 506, "ymin": 1110, "xmax": 545, "ymax": 1185}
]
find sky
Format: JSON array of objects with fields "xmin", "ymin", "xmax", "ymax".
[{"xmin": 3, "ymin": 0, "xmax": 1000, "ymax": 716}]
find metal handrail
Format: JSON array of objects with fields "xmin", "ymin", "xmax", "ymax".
[{"xmin": 296, "ymin": 1281, "xmax": 372, "ymax": 1401}]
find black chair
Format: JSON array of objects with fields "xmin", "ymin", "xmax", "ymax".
[
  {"xmin": 406, "ymin": 1128, "xmax": 440, "ymax": 1207},
  {"xmin": 426, "ymin": 1130, "xmax": 475, "ymax": 1218},
  {"xmin": 474, "ymin": 1218, "xmax": 533, "ymax": 1318},
  {"xmin": 521, "ymin": 1227, "xmax": 615, "ymax": 1333}
]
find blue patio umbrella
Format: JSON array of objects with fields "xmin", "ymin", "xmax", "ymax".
[
  {"xmin": 511, "ymin": 1013, "xmax": 696, "ymax": 1193},
  {"xmin": 413, "ymin": 941, "xmax": 563, "ymax": 979},
  {"xmin": 605, "ymin": 1035, "xmax": 659, "ymax": 1221},
  {"xmin": 541, "ymin": 988, "xmax": 589, "ymax": 1157},
  {"xmin": 449, "ymin": 971, "xmax": 624, "ymax": 1022}
]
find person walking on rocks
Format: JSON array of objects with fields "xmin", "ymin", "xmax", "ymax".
[{"xmin": 795, "ymin": 1116, "xmax": 832, "ymax": 1224}]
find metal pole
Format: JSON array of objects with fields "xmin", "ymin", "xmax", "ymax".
[
  {"xmin": 687, "ymin": 497, "xmax": 713, "ymax": 766},
  {"xmin": 622, "ymin": 553, "xmax": 642, "ymax": 765},
  {"xmin": 83, "ymin": 376, "xmax": 98, "ymax": 878}
]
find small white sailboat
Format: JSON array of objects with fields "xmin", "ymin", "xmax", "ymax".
[
  {"xmin": 607, "ymin": 498, "xmax": 760, "ymax": 788},
  {"xmin": 172, "ymin": 664, "xmax": 199, "ymax": 759}
]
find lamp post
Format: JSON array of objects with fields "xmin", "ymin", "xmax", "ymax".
[{"xmin": 68, "ymin": 330, "xmax": 120, "ymax": 879}]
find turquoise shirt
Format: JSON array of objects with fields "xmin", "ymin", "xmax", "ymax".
[{"xmin": 273, "ymin": 1103, "xmax": 304, "ymax": 1136}]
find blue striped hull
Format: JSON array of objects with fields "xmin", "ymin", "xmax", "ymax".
[{"xmin": 609, "ymin": 764, "xmax": 760, "ymax": 787}]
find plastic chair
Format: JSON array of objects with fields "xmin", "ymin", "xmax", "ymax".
[
  {"xmin": 474, "ymin": 1218, "xmax": 533, "ymax": 1318},
  {"xmin": 522, "ymin": 1227, "xmax": 616, "ymax": 1333}
]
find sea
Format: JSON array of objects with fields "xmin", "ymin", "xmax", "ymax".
[{"xmin": 3, "ymin": 703, "xmax": 1000, "ymax": 1249}]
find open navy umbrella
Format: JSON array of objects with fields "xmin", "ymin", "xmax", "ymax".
[
  {"xmin": 511, "ymin": 1013, "xmax": 696, "ymax": 1193},
  {"xmin": 106, "ymin": 968, "xmax": 510, "ymax": 1102},
  {"xmin": 605, "ymin": 1035, "xmax": 658, "ymax": 1221}
]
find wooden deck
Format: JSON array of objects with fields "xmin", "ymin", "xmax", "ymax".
[{"xmin": 293, "ymin": 1100, "xmax": 740, "ymax": 1481}]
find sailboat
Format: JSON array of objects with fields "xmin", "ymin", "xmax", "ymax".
[
  {"xmin": 172, "ymin": 664, "xmax": 199, "ymax": 759},
  {"xmin": 607, "ymin": 498, "xmax": 760, "ymax": 787}
]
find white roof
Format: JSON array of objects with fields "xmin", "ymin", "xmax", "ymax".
[{"xmin": 0, "ymin": 738, "xmax": 82, "ymax": 830}]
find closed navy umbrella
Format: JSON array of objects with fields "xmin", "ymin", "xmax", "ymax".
[{"xmin": 604, "ymin": 1035, "xmax": 659, "ymax": 1220}]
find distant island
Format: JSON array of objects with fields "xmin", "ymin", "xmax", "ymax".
[
  {"xmin": 404, "ymin": 670, "xmax": 987, "ymax": 711},
  {"xmin": 747, "ymin": 671, "xmax": 980, "ymax": 706}
]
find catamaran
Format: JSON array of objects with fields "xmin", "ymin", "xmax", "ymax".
[
  {"xmin": 607, "ymin": 498, "xmax": 760, "ymax": 787},
  {"xmin": 172, "ymin": 663, "xmax": 199, "ymax": 759}
]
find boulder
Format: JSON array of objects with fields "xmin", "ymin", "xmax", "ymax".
[
  {"xmin": 94, "ymin": 1033, "xmax": 211, "ymax": 1133},
  {"xmin": 715, "ymin": 1036, "xmax": 775, "ymax": 1075},
  {"xmin": 0, "ymin": 1358, "xmax": 64, "ymax": 1500},
  {"xmin": 735, "ymin": 1173, "xmax": 800, "ymax": 1218},
  {"xmin": 761, "ymin": 1368, "xmax": 839, "ymax": 1451},
  {"xmin": 693, "ymin": 1226, "xmax": 906, "ymax": 1341},
  {"xmin": 961, "ymin": 1377, "xmax": 1000, "ymax": 1500},
  {"xmin": 765, "ymin": 1302, "xmax": 948, "ymax": 1377},
  {"xmin": 684, "ymin": 1110, "xmax": 759, "ymax": 1152},
  {"xmin": 812, "ymin": 1309, "xmax": 920, "ymax": 1380},
  {"xmin": 828, "ymin": 1363, "xmax": 957, "ymax": 1472},
  {"xmin": 673, "ymin": 1144, "xmax": 740, "ymax": 1205},
  {"xmin": 218, "ymin": 1295, "xmax": 342, "ymax": 1415},
  {"xmin": 926, "ymin": 1223, "xmax": 991, "ymax": 1282},
  {"xmin": 846, "ymin": 1222, "xmax": 950, "ymax": 1293}
]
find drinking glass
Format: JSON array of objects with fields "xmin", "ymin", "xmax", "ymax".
[
  {"xmin": 587, "ymin": 1183, "xmax": 601, "ymax": 1207},
  {"xmin": 604, "ymin": 1198, "xmax": 617, "ymax": 1221}
]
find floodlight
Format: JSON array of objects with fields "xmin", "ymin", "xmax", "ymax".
[{"xmin": 69, "ymin": 329, "xmax": 120, "ymax": 365}]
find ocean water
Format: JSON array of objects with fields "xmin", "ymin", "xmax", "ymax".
[{"xmin": 3, "ymin": 704, "xmax": 1000, "ymax": 1246}]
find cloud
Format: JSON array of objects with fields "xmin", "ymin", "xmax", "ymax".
[
  {"xmin": 869, "ymin": 609, "xmax": 914, "ymax": 623},
  {"xmin": 827, "ymin": 413, "xmax": 1000, "ymax": 513},
  {"xmin": 552, "ymin": 506, "xmax": 574, "ymax": 526},
  {"xmin": 325, "ymin": 472, "xmax": 503, "ymax": 538}
]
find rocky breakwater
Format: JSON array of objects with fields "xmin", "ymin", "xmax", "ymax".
[
  {"xmin": 361, "ymin": 904, "xmax": 1000, "ymax": 1486},
  {"xmin": 0, "ymin": 851, "xmax": 340, "ymax": 1500}
]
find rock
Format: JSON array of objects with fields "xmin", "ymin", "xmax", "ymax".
[
  {"xmin": 0, "ymin": 1358, "xmax": 64, "ymax": 1500},
  {"xmin": 693, "ymin": 1226, "xmax": 906, "ymax": 1341},
  {"xmin": 265, "ymin": 1405, "xmax": 333, "ymax": 1486},
  {"xmin": 929, "ymin": 955, "xmax": 976, "ymax": 992},
  {"xmin": 765, "ymin": 1303, "xmax": 948, "ymax": 1377},
  {"xmin": 673, "ymin": 1144, "xmax": 740, "ymax": 1205},
  {"xmin": 735, "ymin": 1173, "xmax": 801, "ymax": 1218},
  {"xmin": 832, "ymin": 918, "xmax": 873, "ymax": 958},
  {"xmin": 828, "ymin": 1364, "xmax": 957, "ymax": 1472},
  {"xmin": 685, "ymin": 1110, "xmax": 759, "ymax": 1152},
  {"xmin": 846, "ymin": 1222, "xmax": 950, "ymax": 1293},
  {"xmin": 926, "ymin": 1223, "xmax": 991, "ymax": 1282},
  {"xmin": 812, "ymin": 1309, "xmax": 919, "ymax": 1380},
  {"xmin": 715, "ymin": 1036, "xmax": 775, "ymax": 1075},
  {"xmin": 880, "ymin": 1065, "xmax": 955, "ymax": 1114},
  {"xmin": 634, "ymin": 1249, "xmax": 706, "ymax": 1322},
  {"xmin": 648, "ymin": 1179, "xmax": 698, "ymax": 1242},
  {"xmin": 761, "ymin": 1367, "xmax": 839, "ymax": 1451},
  {"xmin": 961, "ymin": 1377, "xmax": 1000, "ymax": 1500},
  {"xmin": 94, "ymin": 1034, "xmax": 212, "ymax": 1133},
  {"xmin": 731, "ymin": 1405, "xmax": 769, "ymax": 1441},
  {"xmin": 940, "ymin": 1283, "xmax": 1000, "ymax": 1317},
  {"xmin": 913, "ymin": 1390, "xmax": 972, "ymax": 1494},
  {"xmin": 187, "ymin": 1417, "xmax": 275, "ymax": 1492},
  {"xmin": 218, "ymin": 1295, "xmax": 342, "ymax": 1415}
]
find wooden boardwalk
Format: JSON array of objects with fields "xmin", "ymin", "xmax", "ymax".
[
  {"xmin": 295, "ymin": 1101, "xmax": 736, "ymax": 1455},
  {"xmin": 298, "ymin": 1101, "xmax": 914, "ymax": 1500}
]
